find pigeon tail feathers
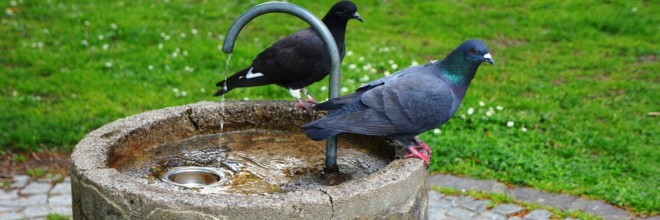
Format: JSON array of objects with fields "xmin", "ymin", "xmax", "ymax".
[
  {"xmin": 302, "ymin": 125, "xmax": 341, "ymax": 141},
  {"xmin": 214, "ymin": 67, "xmax": 273, "ymax": 96}
]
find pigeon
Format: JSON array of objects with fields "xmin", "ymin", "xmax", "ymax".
[
  {"xmin": 303, "ymin": 40, "xmax": 494, "ymax": 166},
  {"xmin": 214, "ymin": 1, "xmax": 363, "ymax": 109}
]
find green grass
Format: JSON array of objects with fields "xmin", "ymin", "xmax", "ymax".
[{"xmin": 1, "ymin": 0, "xmax": 658, "ymax": 215}]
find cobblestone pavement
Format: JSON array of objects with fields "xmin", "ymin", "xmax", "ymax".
[{"xmin": 1, "ymin": 174, "xmax": 658, "ymax": 220}]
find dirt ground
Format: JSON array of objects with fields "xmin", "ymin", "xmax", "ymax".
[{"xmin": 0, "ymin": 151, "xmax": 71, "ymax": 179}]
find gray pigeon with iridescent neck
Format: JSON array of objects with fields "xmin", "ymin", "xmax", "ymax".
[{"xmin": 303, "ymin": 39, "xmax": 494, "ymax": 166}]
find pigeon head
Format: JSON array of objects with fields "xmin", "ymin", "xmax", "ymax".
[
  {"xmin": 326, "ymin": 1, "xmax": 364, "ymax": 23},
  {"xmin": 457, "ymin": 39, "xmax": 494, "ymax": 65}
]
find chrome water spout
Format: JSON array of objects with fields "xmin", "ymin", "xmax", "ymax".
[{"xmin": 222, "ymin": 2, "xmax": 341, "ymax": 173}]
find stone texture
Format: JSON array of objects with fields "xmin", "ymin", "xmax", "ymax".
[
  {"xmin": 49, "ymin": 194, "xmax": 72, "ymax": 206},
  {"xmin": 23, "ymin": 205, "xmax": 50, "ymax": 219},
  {"xmin": 0, "ymin": 211, "xmax": 24, "ymax": 220},
  {"xmin": 49, "ymin": 182, "xmax": 71, "ymax": 195},
  {"xmin": 477, "ymin": 211, "xmax": 507, "ymax": 220},
  {"xmin": 582, "ymin": 200, "xmax": 631, "ymax": 220},
  {"xmin": 462, "ymin": 199, "xmax": 491, "ymax": 212},
  {"xmin": 10, "ymin": 175, "xmax": 29, "ymax": 189},
  {"xmin": 524, "ymin": 209, "xmax": 553, "ymax": 220},
  {"xmin": 71, "ymin": 101, "xmax": 430, "ymax": 220},
  {"xmin": 446, "ymin": 207, "xmax": 476, "ymax": 219},
  {"xmin": 0, "ymin": 194, "xmax": 48, "ymax": 207},
  {"xmin": 492, "ymin": 204, "xmax": 523, "ymax": 216},
  {"xmin": 0, "ymin": 189, "xmax": 18, "ymax": 200},
  {"xmin": 50, "ymin": 206, "xmax": 73, "ymax": 216},
  {"xmin": 19, "ymin": 182, "xmax": 51, "ymax": 195}
]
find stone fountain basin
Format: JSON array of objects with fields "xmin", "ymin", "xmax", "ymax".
[{"xmin": 71, "ymin": 101, "xmax": 428, "ymax": 219}]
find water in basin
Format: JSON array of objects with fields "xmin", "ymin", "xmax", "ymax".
[{"xmin": 119, "ymin": 129, "xmax": 392, "ymax": 194}]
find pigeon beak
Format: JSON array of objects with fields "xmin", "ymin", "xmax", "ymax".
[
  {"xmin": 484, "ymin": 53, "xmax": 495, "ymax": 65},
  {"xmin": 353, "ymin": 12, "xmax": 364, "ymax": 23}
]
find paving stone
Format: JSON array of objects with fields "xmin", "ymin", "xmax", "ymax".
[
  {"xmin": 0, "ymin": 211, "xmax": 24, "ymax": 220},
  {"xmin": 446, "ymin": 207, "xmax": 476, "ymax": 219},
  {"xmin": 0, "ymin": 189, "xmax": 19, "ymax": 200},
  {"xmin": 19, "ymin": 182, "xmax": 51, "ymax": 195},
  {"xmin": 10, "ymin": 175, "xmax": 29, "ymax": 189},
  {"xmin": 508, "ymin": 217, "xmax": 522, "ymax": 220},
  {"xmin": 462, "ymin": 199, "xmax": 491, "ymax": 212},
  {"xmin": 492, "ymin": 204, "xmax": 523, "ymax": 216},
  {"xmin": 429, "ymin": 190, "xmax": 444, "ymax": 201},
  {"xmin": 0, "ymin": 194, "xmax": 48, "ymax": 207},
  {"xmin": 0, "ymin": 204, "xmax": 22, "ymax": 212},
  {"xmin": 581, "ymin": 200, "xmax": 631, "ymax": 220},
  {"xmin": 49, "ymin": 182, "xmax": 71, "ymax": 195},
  {"xmin": 429, "ymin": 174, "xmax": 508, "ymax": 193},
  {"xmin": 50, "ymin": 206, "xmax": 73, "ymax": 217},
  {"xmin": 49, "ymin": 194, "xmax": 72, "ymax": 206},
  {"xmin": 524, "ymin": 209, "xmax": 553, "ymax": 220},
  {"xmin": 23, "ymin": 205, "xmax": 50, "ymax": 219},
  {"xmin": 642, "ymin": 216, "xmax": 660, "ymax": 220},
  {"xmin": 477, "ymin": 211, "xmax": 507, "ymax": 220},
  {"xmin": 507, "ymin": 187, "xmax": 577, "ymax": 210},
  {"xmin": 428, "ymin": 206, "xmax": 449, "ymax": 219}
]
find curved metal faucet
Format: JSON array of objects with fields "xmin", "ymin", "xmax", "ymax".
[{"xmin": 222, "ymin": 2, "xmax": 341, "ymax": 173}]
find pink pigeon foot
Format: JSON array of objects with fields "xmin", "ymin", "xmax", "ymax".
[
  {"xmin": 305, "ymin": 95, "xmax": 319, "ymax": 105},
  {"xmin": 404, "ymin": 145, "xmax": 430, "ymax": 167},
  {"xmin": 294, "ymin": 98, "xmax": 315, "ymax": 114},
  {"xmin": 414, "ymin": 137, "xmax": 432, "ymax": 156}
]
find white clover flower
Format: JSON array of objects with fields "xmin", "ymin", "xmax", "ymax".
[
  {"xmin": 12, "ymin": 90, "xmax": 18, "ymax": 97},
  {"xmin": 181, "ymin": 91, "xmax": 187, "ymax": 96},
  {"xmin": 184, "ymin": 66, "xmax": 194, "ymax": 72},
  {"xmin": 346, "ymin": 51, "xmax": 353, "ymax": 56},
  {"xmin": 358, "ymin": 56, "xmax": 365, "ymax": 62},
  {"xmin": 479, "ymin": 101, "xmax": 485, "ymax": 106},
  {"xmin": 147, "ymin": 65, "xmax": 154, "ymax": 71},
  {"xmin": 320, "ymin": 86, "xmax": 328, "ymax": 92},
  {"xmin": 158, "ymin": 43, "xmax": 163, "ymax": 50},
  {"xmin": 5, "ymin": 8, "xmax": 14, "ymax": 16},
  {"xmin": 10, "ymin": 1, "xmax": 17, "ymax": 6},
  {"xmin": 631, "ymin": 7, "xmax": 638, "ymax": 13},
  {"xmin": 183, "ymin": 50, "xmax": 189, "ymax": 56},
  {"xmin": 486, "ymin": 109, "xmax": 494, "ymax": 117},
  {"xmin": 110, "ymin": 23, "xmax": 117, "ymax": 30},
  {"xmin": 388, "ymin": 60, "xmax": 395, "ymax": 64},
  {"xmin": 98, "ymin": 34, "xmax": 104, "ymax": 40},
  {"xmin": 84, "ymin": 20, "xmax": 91, "ymax": 26},
  {"xmin": 467, "ymin": 107, "xmax": 474, "ymax": 115},
  {"xmin": 81, "ymin": 40, "xmax": 89, "ymax": 47},
  {"xmin": 359, "ymin": 75, "xmax": 369, "ymax": 82},
  {"xmin": 411, "ymin": 60, "xmax": 419, "ymax": 66},
  {"xmin": 180, "ymin": 33, "xmax": 186, "ymax": 38},
  {"xmin": 104, "ymin": 62, "xmax": 113, "ymax": 68},
  {"xmin": 433, "ymin": 128, "xmax": 441, "ymax": 134},
  {"xmin": 369, "ymin": 68, "xmax": 377, "ymax": 74},
  {"xmin": 496, "ymin": 106, "xmax": 504, "ymax": 111},
  {"xmin": 460, "ymin": 114, "xmax": 466, "ymax": 119},
  {"xmin": 348, "ymin": 64, "xmax": 357, "ymax": 70},
  {"xmin": 507, "ymin": 121, "xmax": 514, "ymax": 127},
  {"xmin": 243, "ymin": 97, "xmax": 250, "ymax": 100},
  {"xmin": 521, "ymin": 126, "xmax": 527, "ymax": 132},
  {"xmin": 207, "ymin": 32, "xmax": 213, "ymax": 37},
  {"xmin": 390, "ymin": 64, "xmax": 398, "ymax": 69},
  {"xmin": 102, "ymin": 43, "xmax": 109, "ymax": 50},
  {"xmin": 172, "ymin": 88, "xmax": 179, "ymax": 93},
  {"xmin": 191, "ymin": 28, "xmax": 198, "ymax": 35},
  {"xmin": 362, "ymin": 64, "xmax": 371, "ymax": 71},
  {"xmin": 200, "ymin": 87, "xmax": 206, "ymax": 93},
  {"xmin": 43, "ymin": 28, "xmax": 49, "ymax": 34},
  {"xmin": 384, "ymin": 70, "xmax": 391, "ymax": 76},
  {"xmin": 341, "ymin": 87, "xmax": 349, "ymax": 93}
]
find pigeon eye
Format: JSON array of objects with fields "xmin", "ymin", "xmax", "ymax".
[{"xmin": 470, "ymin": 49, "xmax": 478, "ymax": 55}]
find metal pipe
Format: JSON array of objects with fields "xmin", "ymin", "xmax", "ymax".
[{"xmin": 222, "ymin": 2, "xmax": 341, "ymax": 173}]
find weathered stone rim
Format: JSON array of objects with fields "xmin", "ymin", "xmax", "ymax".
[{"xmin": 71, "ymin": 101, "xmax": 428, "ymax": 219}]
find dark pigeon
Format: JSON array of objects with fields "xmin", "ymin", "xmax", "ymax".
[
  {"xmin": 303, "ymin": 40, "xmax": 494, "ymax": 166},
  {"xmin": 214, "ymin": 1, "xmax": 363, "ymax": 109}
]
